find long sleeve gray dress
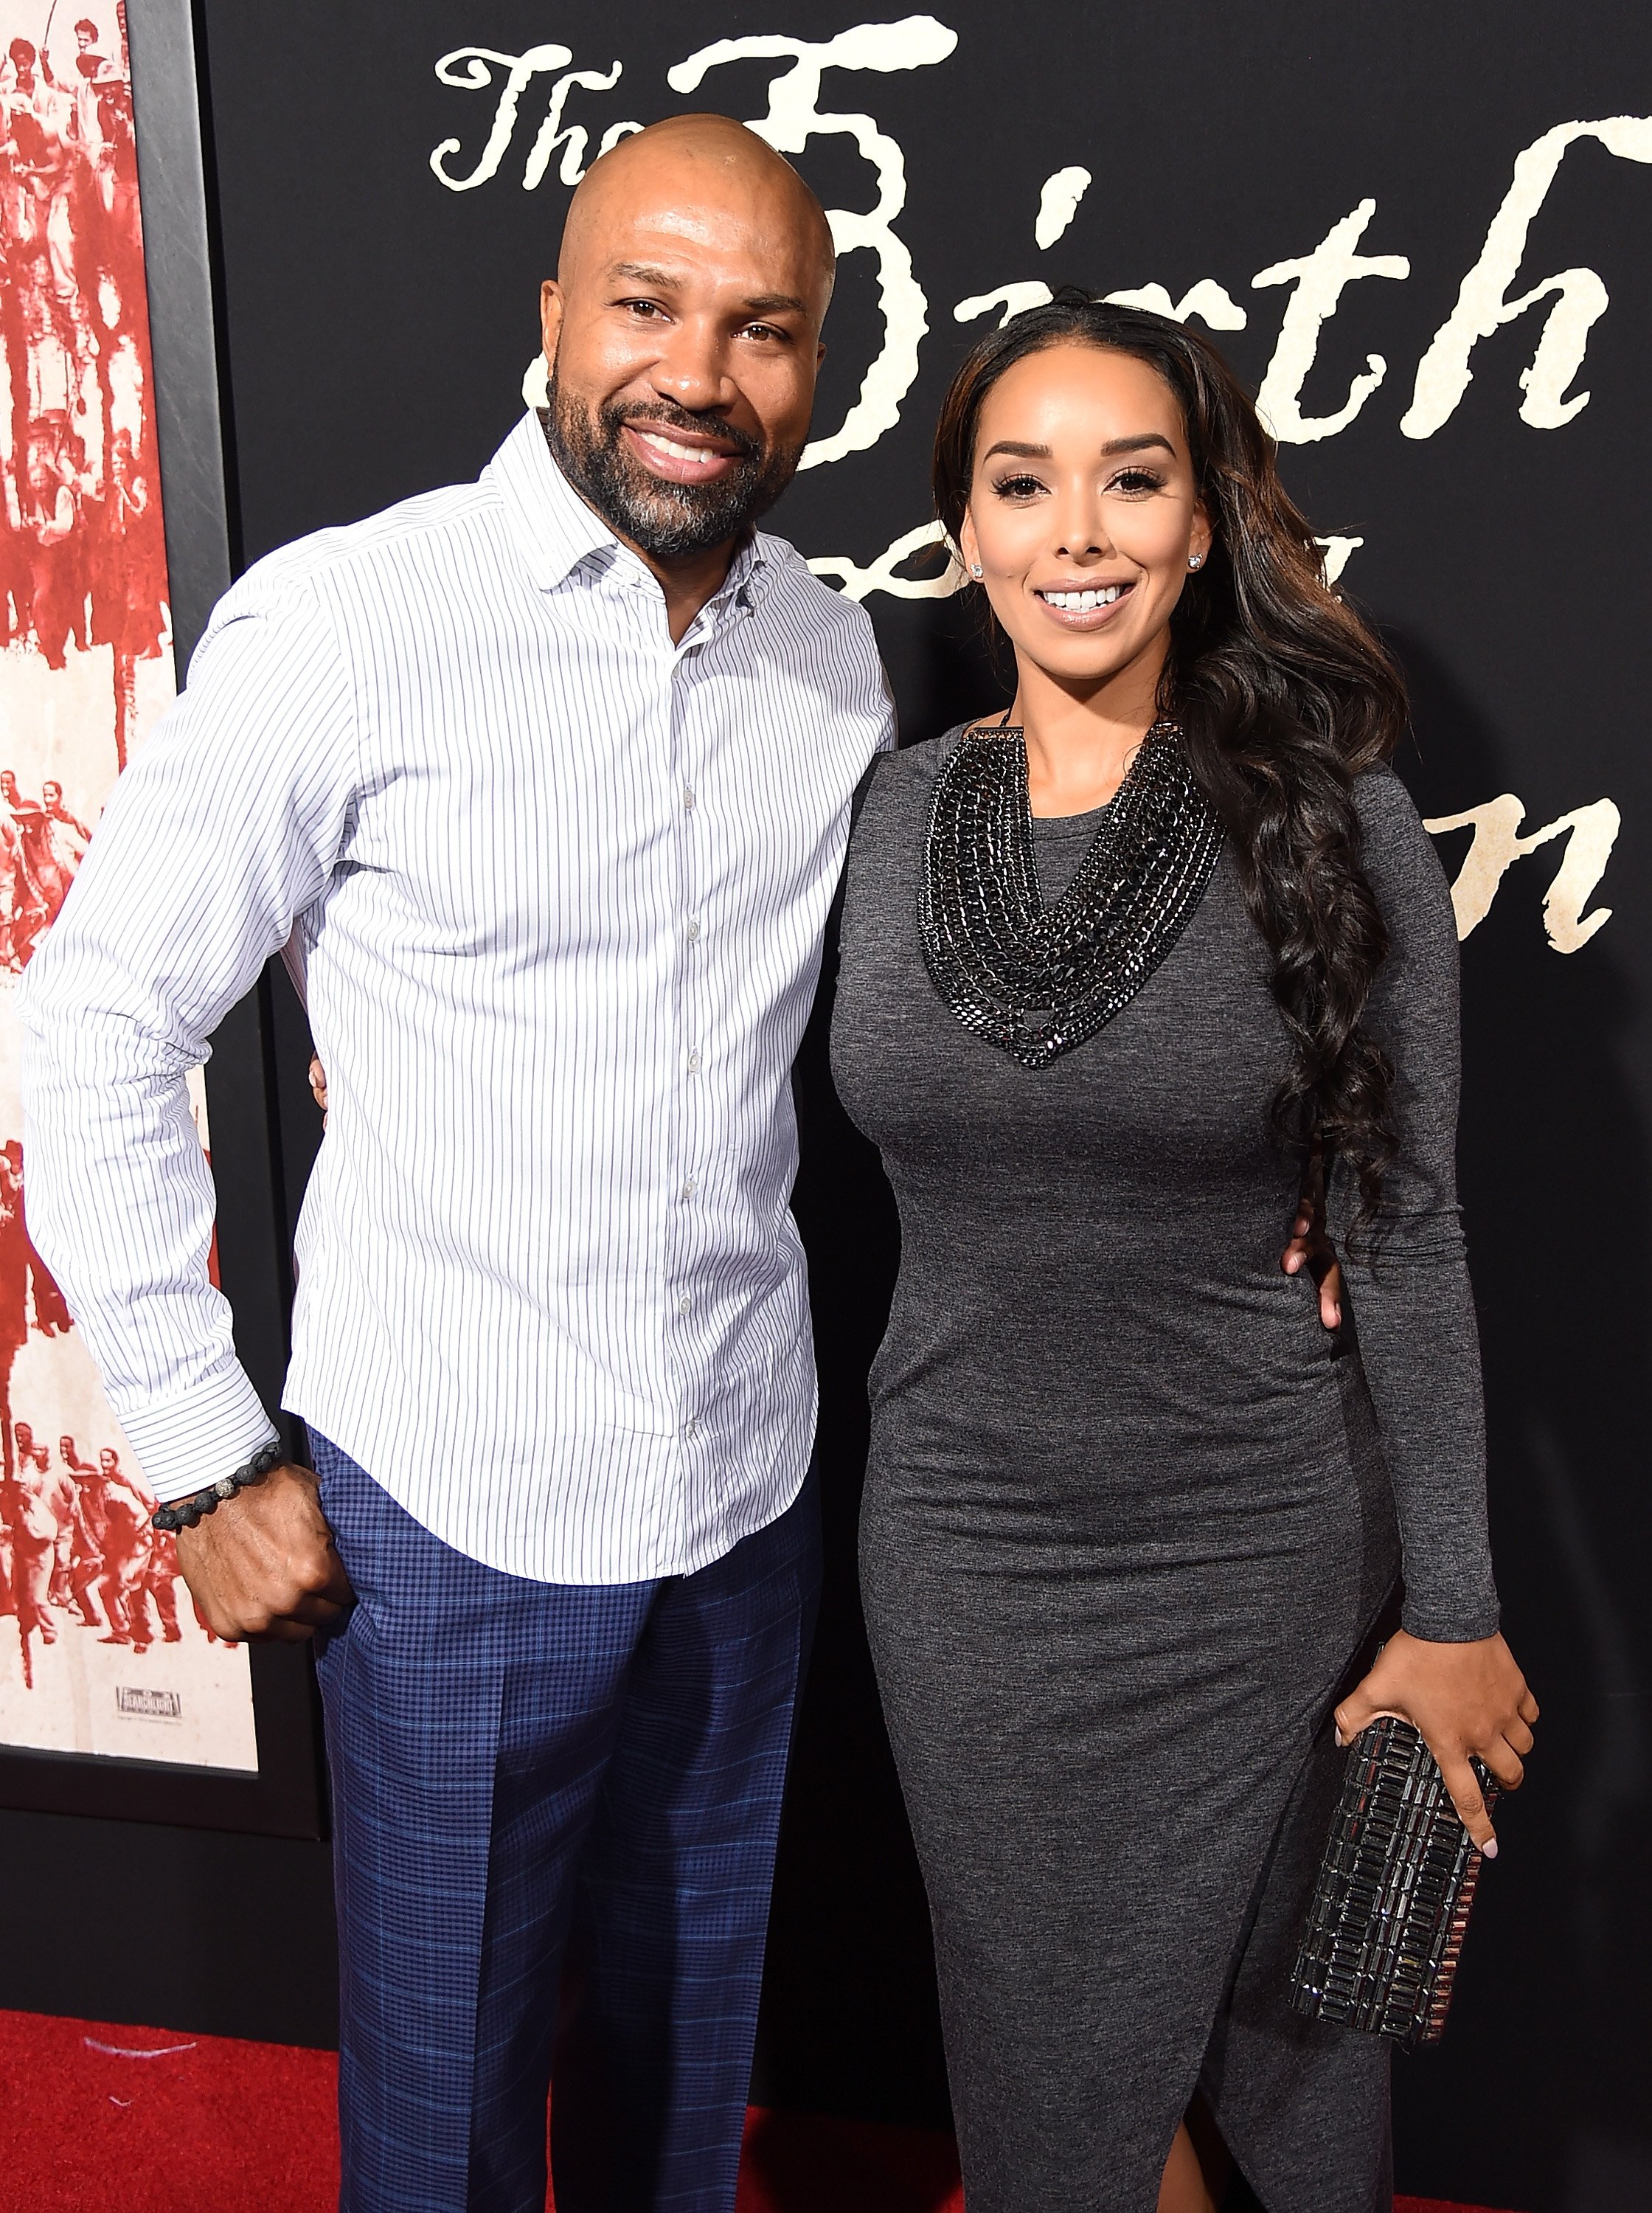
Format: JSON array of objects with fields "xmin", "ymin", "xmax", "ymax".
[{"xmin": 828, "ymin": 729, "xmax": 1500, "ymax": 2213}]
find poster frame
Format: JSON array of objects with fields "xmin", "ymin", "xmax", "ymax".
[{"xmin": 0, "ymin": 0, "xmax": 326, "ymax": 1840}]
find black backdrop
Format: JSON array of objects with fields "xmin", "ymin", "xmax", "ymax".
[{"xmin": 11, "ymin": 7, "xmax": 1650, "ymax": 2208}]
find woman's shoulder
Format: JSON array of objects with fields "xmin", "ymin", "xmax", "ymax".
[
  {"xmin": 1352, "ymin": 761, "xmax": 1437, "ymax": 867},
  {"xmin": 878, "ymin": 719, "xmax": 985, "ymax": 790},
  {"xmin": 854, "ymin": 721, "xmax": 979, "ymax": 829},
  {"xmin": 1351, "ymin": 759, "xmax": 1419, "ymax": 834},
  {"xmin": 1350, "ymin": 762, "xmax": 1457, "ymax": 947}
]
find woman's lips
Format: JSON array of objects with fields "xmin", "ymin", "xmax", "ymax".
[
  {"xmin": 623, "ymin": 422, "xmax": 742, "ymax": 484},
  {"xmin": 1032, "ymin": 580, "xmax": 1136, "ymax": 631}
]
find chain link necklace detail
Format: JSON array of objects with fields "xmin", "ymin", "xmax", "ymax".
[{"xmin": 919, "ymin": 718, "xmax": 1224, "ymax": 1070}]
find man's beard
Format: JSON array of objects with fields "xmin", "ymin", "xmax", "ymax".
[{"xmin": 544, "ymin": 373, "xmax": 802, "ymax": 561}]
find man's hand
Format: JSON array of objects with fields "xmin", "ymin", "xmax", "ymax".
[
  {"xmin": 174, "ymin": 1462, "xmax": 353, "ymax": 1643},
  {"xmin": 1282, "ymin": 1149, "xmax": 1342, "ymax": 1331},
  {"xmin": 1334, "ymin": 1629, "xmax": 1538, "ymax": 1857}
]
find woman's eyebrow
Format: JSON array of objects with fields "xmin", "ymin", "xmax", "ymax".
[{"xmin": 981, "ymin": 433, "xmax": 1177, "ymax": 463}]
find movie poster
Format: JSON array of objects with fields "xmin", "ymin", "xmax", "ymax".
[{"xmin": 0, "ymin": 0, "xmax": 254, "ymax": 1772}]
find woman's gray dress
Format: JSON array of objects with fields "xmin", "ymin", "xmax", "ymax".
[{"xmin": 828, "ymin": 731, "xmax": 1500, "ymax": 2213}]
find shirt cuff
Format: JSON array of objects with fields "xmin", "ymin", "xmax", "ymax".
[
  {"xmin": 1398, "ymin": 1600, "xmax": 1502, "ymax": 1644},
  {"xmin": 117, "ymin": 1362, "xmax": 282, "ymax": 1503}
]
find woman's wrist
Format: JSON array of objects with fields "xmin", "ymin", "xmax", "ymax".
[{"xmin": 1397, "ymin": 1610, "xmax": 1502, "ymax": 1646}]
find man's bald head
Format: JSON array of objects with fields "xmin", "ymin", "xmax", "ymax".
[
  {"xmin": 559, "ymin": 114, "xmax": 835, "ymax": 328},
  {"xmin": 538, "ymin": 113, "xmax": 835, "ymax": 575}
]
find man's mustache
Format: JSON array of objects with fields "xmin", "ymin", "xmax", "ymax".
[{"xmin": 605, "ymin": 401, "xmax": 764, "ymax": 466}]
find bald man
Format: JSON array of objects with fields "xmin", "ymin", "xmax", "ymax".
[{"xmin": 21, "ymin": 117, "xmax": 892, "ymax": 2213}]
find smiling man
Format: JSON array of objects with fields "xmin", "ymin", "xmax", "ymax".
[{"xmin": 18, "ymin": 116, "xmax": 892, "ymax": 2213}]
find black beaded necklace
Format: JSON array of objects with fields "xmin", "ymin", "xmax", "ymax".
[{"xmin": 918, "ymin": 714, "xmax": 1224, "ymax": 1070}]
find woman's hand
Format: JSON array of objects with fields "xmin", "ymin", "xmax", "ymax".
[
  {"xmin": 308, "ymin": 1053, "xmax": 328, "ymax": 1123},
  {"xmin": 1333, "ymin": 1629, "xmax": 1538, "ymax": 1857},
  {"xmin": 1281, "ymin": 1146, "xmax": 1342, "ymax": 1331}
]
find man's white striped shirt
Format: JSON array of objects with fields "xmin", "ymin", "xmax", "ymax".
[{"xmin": 18, "ymin": 412, "xmax": 894, "ymax": 1582}]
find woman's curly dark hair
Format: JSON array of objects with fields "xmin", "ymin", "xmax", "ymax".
[{"xmin": 931, "ymin": 291, "xmax": 1402, "ymax": 1225}]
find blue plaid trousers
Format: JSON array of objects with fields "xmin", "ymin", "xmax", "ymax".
[{"xmin": 311, "ymin": 1436, "xmax": 820, "ymax": 2213}]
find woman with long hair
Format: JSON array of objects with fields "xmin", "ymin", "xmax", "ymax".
[{"xmin": 829, "ymin": 295, "xmax": 1538, "ymax": 2211}]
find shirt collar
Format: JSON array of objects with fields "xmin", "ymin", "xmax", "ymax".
[
  {"xmin": 485, "ymin": 409, "xmax": 616, "ymax": 592},
  {"xmin": 484, "ymin": 409, "xmax": 770, "ymax": 621}
]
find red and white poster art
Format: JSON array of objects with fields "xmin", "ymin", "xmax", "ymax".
[{"xmin": 0, "ymin": 1, "xmax": 255, "ymax": 1771}]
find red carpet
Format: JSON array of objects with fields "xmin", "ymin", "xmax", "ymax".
[{"xmin": 0, "ymin": 2008, "xmax": 1519, "ymax": 2212}]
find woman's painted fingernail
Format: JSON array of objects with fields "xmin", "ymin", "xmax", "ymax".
[
  {"xmin": 1334, "ymin": 1728, "xmax": 1346, "ymax": 1748},
  {"xmin": 1480, "ymin": 1836, "xmax": 1499, "ymax": 1860}
]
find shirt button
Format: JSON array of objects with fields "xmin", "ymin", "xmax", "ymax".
[
  {"xmin": 677, "ymin": 1294, "xmax": 692, "ymax": 1317},
  {"xmin": 684, "ymin": 1416, "xmax": 701, "ymax": 1441},
  {"xmin": 687, "ymin": 1050, "xmax": 701, "ymax": 1073},
  {"xmin": 686, "ymin": 918, "xmax": 701, "ymax": 943},
  {"xmin": 683, "ymin": 786, "xmax": 696, "ymax": 811},
  {"xmin": 681, "ymin": 1176, "xmax": 697, "ymax": 1200}
]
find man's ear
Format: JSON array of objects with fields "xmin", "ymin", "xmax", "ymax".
[{"xmin": 540, "ymin": 279, "xmax": 564, "ymax": 372}]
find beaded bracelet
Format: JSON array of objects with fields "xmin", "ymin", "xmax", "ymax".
[{"xmin": 150, "ymin": 1440, "xmax": 286, "ymax": 1533}]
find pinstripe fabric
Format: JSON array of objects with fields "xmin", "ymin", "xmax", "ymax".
[
  {"xmin": 311, "ymin": 1432, "xmax": 820, "ymax": 2213},
  {"xmin": 18, "ymin": 412, "xmax": 894, "ymax": 1578}
]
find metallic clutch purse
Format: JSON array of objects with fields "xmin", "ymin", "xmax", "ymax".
[{"xmin": 1289, "ymin": 1714, "xmax": 1498, "ymax": 2048}]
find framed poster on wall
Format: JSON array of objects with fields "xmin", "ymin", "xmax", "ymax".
[{"xmin": 0, "ymin": 0, "xmax": 322, "ymax": 1837}]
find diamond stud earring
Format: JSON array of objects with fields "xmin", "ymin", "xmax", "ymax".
[
  {"xmin": 970, "ymin": 563, "xmax": 984, "ymax": 578},
  {"xmin": 1188, "ymin": 553, "xmax": 1204, "ymax": 571}
]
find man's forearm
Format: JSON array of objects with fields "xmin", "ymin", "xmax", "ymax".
[{"xmin": 20, "ymin": 1018, "xmax": 278, "ymax": 1501}]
